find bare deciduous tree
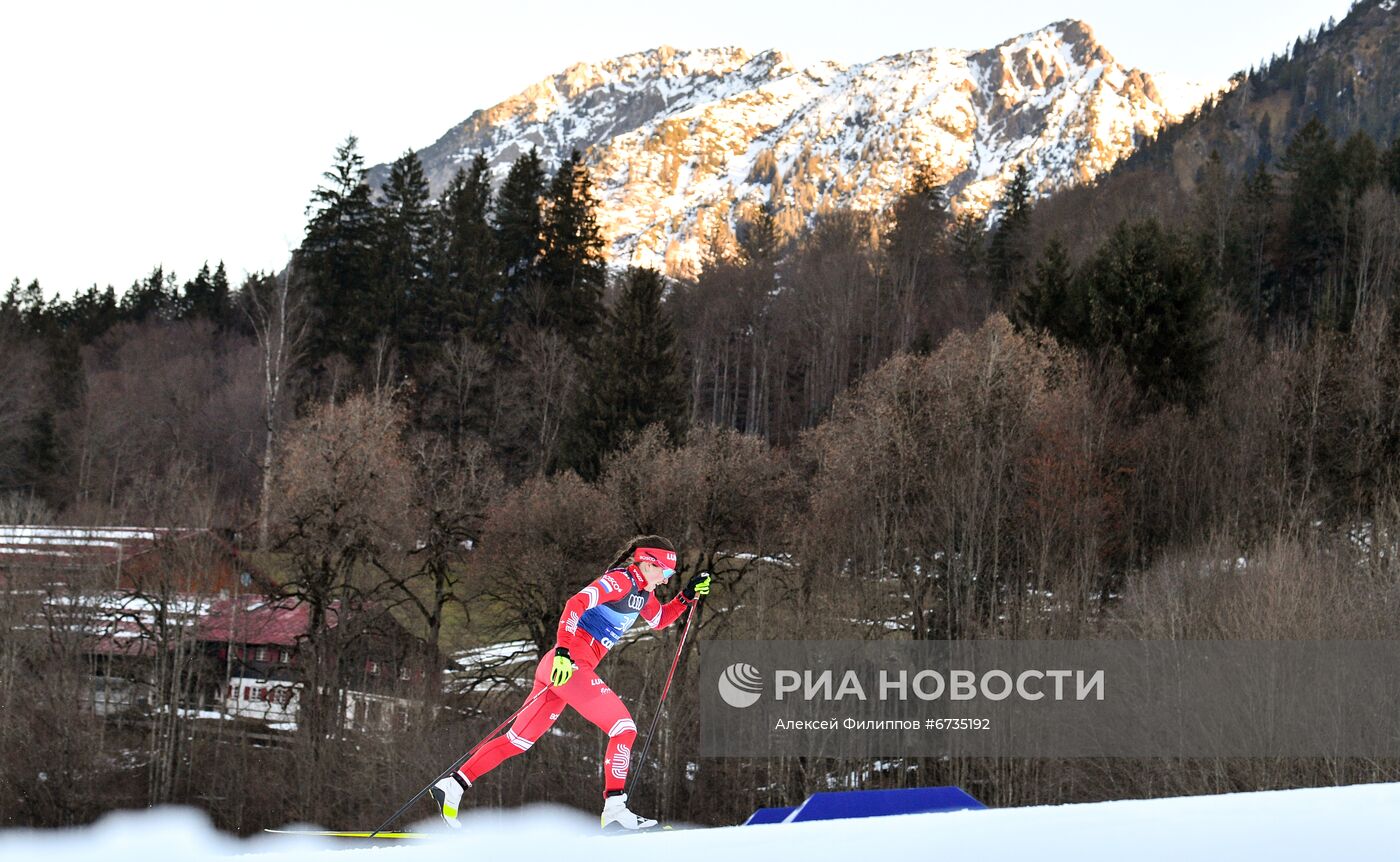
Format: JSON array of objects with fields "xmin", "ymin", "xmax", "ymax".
[
  {"xmin": 426, "ymin": 334, "xmax": 495, "ymax": 449},
  {"xmin": 377, "ymin": 432, "xmax": 501, "ymax": 679},
  {"xmin": 64, "ymin": 321, "xmax": 261, "ymax": 523},
  {"xmin": 471, "ymin": 472, "xmax": 621, "ymax": 654},
  {"xmin": 804, "ymin": 315, "xmax": 1069, "ymax": 639},
  {"xmin": 243, "ymin": 270, "xmax": 310, "ymax": 551},
  {"xmin": 276, "ymin": 393, "xmax": 412, "ymax": 821},
  {"xmin": 497, "ymin": 326, "xmax": 579, "ymax": 477}
]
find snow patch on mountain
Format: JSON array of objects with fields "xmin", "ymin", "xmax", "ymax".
[{"xmin": 1151, "ymin": 73, "xmax": 1222, "ymax": 118}]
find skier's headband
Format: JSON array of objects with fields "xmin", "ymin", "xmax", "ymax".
[{"xmin": 633, "ymin": 547, "xmax": 677, "ymax": 579}]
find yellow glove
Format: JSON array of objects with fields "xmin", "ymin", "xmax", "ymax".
[
  {"xmin": 551, "ymin": 647, "xmax": 575, "ymax": 687},
  {"xmin": 683, "ymin": 573, "xmax": 712, "ymax": 601}
]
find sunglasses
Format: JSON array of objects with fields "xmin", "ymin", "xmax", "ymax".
[
  {"xmin": 638, "ymin": 561, "xmax": 675, "ymax": 581},
  {"xmin": 634, "ymin": 547, "xmax": 677, "ymax": 581}
]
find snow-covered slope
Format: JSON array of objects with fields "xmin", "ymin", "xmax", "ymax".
[
  {"xmin": 1150, "ymin": 73, "xmax": 1222, "ymax": 119},
  {"xmin": 5, "ymin": 782, "xmax": 1398, "ymax": 861},
  {"xmin": 372, "ymin": 20, "xmax": 1214, "ymax": 276}
]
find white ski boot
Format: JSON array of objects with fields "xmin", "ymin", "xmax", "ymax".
[
  {"xmin": 601, "ymin": 792, "xmax": 657, "ymax": 831},
  {"xmin": 429, "ymin": 772, "xmax": 470, "ymax": 828}
]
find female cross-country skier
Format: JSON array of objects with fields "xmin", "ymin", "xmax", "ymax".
[{"xmin": 431, "ymin": 534, "xmax": 711, "ymax": 831}]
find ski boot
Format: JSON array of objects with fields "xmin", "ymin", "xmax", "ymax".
[
  {"xmin": 601, "ymin": 792, "xmax": 657, "ymax": 831},
  {"xmin": 429, "ymin": 772, "xmax": 470, "ymax": 829}
]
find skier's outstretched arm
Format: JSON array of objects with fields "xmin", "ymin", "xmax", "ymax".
[{"xmin": 641, "ymin": 573, "xmax": 711, "ymax": 630}]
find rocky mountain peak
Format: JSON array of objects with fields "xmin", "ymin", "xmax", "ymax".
[{"xmin": 372, "ymin": 21, "xmax": 1209, "ymax": 276}]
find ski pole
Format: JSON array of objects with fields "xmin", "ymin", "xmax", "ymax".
[
  {"xmin": 370, "ymin": 684, "xmax": 549, "ymax": 837},
  {"xmin": 627, "ymin": 595, "xmax": 702, "ymax": 800}
]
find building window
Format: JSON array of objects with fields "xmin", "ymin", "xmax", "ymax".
[
  {"xmin": 279, "ymin": 649, "xmax": 290, "ymax": 664},
  {"xmin": 366, "ymin": 660, "xmax": 380, "ymax": 676},
  {"xmin": 255, "ymin": 646, "xmax": 269, "ymax": 662}
]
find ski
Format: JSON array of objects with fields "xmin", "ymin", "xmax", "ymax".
[
  {"xmin": 262, "ymin": 828, "xmax": 441, "ymax": 839},
  {"xmin": 267, "ymin": 824, "xmax": 679, "ymax": 839}
]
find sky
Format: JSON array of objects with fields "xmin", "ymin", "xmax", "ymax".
[{"xmin": 0, "ymin": 0, "xmax": 1360, "ymax": 298}]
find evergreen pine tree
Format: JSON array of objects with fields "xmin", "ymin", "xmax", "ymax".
[
  {"xmin": 884, "ymin": 168, "xmax": 952, "ymax": 350},
  {"xmin": 1, "ymin": 279, "xmax": 26, "ymax": 329},
  {"xmin": 434, "ymin": 154, "xmax": 501, "ymax": 342},
  {"xmin": 182, "ymin": 261, "xmax": 232, "ymax": 324},
  {"xmin": 494, "ymin": 147, "xmax": 546, "ymax": 327},
  {"xmin": 562, "ymin": 267, "xmax": 686, "ymax": 479},
  {"xmin": 300, "ymin": 135, "xmax": 381, "ymax": 363},
  {"xmin": 540, "ymin": 150, "xmax": 607, "ymax": 348},
  {"xmin": 65, "ymin": 285, "xmax": 121, "ymax": 342},
  {"xmin": 987, "ymin": 164, "xmax": 1033, "ymax": 301},
  {"xmin": 1383, "ymin": 136, "xmax": 1400, "ymax": 194},
  {"xmin": 3, "ymin": 279, "xmax": 46, "ymax": 335},
  {"xmin": 182, "ymin": 263, "xmax": 213, "ymax": 320},
  {"xmin": 738, "ymin": 201, "xmax": 780, "ymax": 266},
  {"xmin": 951, "ymin": 212, "xmax": 987, "ymax": 287},
  {"xmin": 211, "ymin": 262, "xmax": 231, "ymax": 324},
  {"xmin": 1337, "ymin": 131, "xmax": 1379, "ymax": 198},
  {"xmin": 121, "ymin": 266, "xmax": 178, "ymax": 323},
  {"xmin": 379, "ymin": 149, "xmax": 434, "ymax": 368},
  {"xmin": 1278, "ymin": 117, "xmax": 1340, "ymax": 321},
  {"xmin": 1084, "ymin": 219, "xmax": 1214, "ymax": 409},
  {"xmin": 1239, "ymin": 168, "xmax": 1278, "ymax": 330},
  {"xmin": 1012, "ymin": 238, "xmax": 1083, "ymax": 342}
]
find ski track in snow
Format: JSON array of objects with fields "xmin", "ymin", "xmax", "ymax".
[{"xmin": 4, "ymin": 782, "xmax": 1400, "ymax": 861}]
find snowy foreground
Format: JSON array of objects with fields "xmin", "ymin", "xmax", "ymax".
[{"xmin": 4, "ymin": 782, "xmax": 1400, "ymax": 861}]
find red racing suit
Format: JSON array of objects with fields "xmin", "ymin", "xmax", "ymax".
[{"xmin": 459, "ymin": 564, "xmax": 694, "ymax": 796}]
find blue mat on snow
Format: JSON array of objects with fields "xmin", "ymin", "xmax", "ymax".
[{"xmin": 779, "ymin": 786, "xmax": 985, "ymax": 823}]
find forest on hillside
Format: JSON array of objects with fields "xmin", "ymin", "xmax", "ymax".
[{"xmin": 4, "ymin": 7, "xmax": 1400, "ymax": 827}]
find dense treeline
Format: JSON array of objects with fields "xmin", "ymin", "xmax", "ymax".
[
  {"xmin": 4, "ymin": 93, "xmax": 1400, "ymax": 832},
  {"xmin": 1115, "ymin": 0, "xmax": 1400, "ymax": 182}
]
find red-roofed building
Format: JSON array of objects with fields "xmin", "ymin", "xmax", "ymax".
[
  {"xmin": 196, "ymin": 595, "xmax": 429, "ymax": 731},
  {"xmin": 1, "ymin": 524, "xmax": 282, "ymax": 717},
  {"xmin": 4, "ymin": 523, "xmax": 430, "ymax": 732},
  {"xmin": 198, "ymin": 595, "xmax": 323, "ymax": 648}
]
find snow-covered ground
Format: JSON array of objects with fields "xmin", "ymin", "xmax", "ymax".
[{"xmin": 3, "ymin": 782, "xmax": 1399, "ymax": 861}]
